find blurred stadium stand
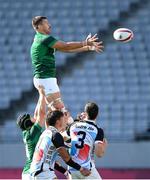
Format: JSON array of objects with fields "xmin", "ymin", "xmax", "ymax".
[{"xmin": 0, "ymin": 0, "xmax": 150, "ymax": 144}]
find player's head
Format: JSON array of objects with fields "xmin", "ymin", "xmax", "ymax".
[
  {"xmin": 46, "ymin": 110, "xmax": 65, "ymax": 130},
  {"xmin": 84, "ymin": 102, "xmax": 99, "ymax": 120},
  {"xmin": 32, "ymin": 16, "xmax": 51, "ymax": 34},
  {"xmin": 17, "ymin": 113, "xmax": 34, "ymax": 131}
]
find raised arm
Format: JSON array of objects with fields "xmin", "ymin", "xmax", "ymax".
[{"xmin": 33, "ymin": 86, "xmax": 46, "ymax": 127}]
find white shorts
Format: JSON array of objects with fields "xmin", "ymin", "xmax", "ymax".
[
  {"xmin": 22, "ymin": 173, "xmax": 32, "ymax": 180},
  {"xmin": 70, "ymin": 167, "xmax": 102, "ymax": 180},
  {"xmin": 33, "ymin": 77, "xmax": 60, "ymax": 96},
  {"xmin": 32, "ymin": 170, "xmax": 57, "ymax": 180}
]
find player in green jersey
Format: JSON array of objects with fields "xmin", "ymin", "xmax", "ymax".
[
  {"xmin": 31, "ymin": 16, "xmax": 104, "ymax": 124},
  {"xmin": 17, "ymin": 86, "xmax": 46, "ymax": 180},
  {"xmin": 17, "ymin": 86, "xmax": 71, "ymax": 180}
]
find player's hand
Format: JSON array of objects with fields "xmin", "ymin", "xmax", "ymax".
[
  {"xmin": 88, "ymin": 41, "xmax": 104, "ymax": 53},
  {"xmin": 77, "ymin": 112, "xmax": 87, "ymax": 120},
  {"xmin": 38, "ymin": 85, "xmax": 45, "ymax": 95},
  {"xmin": 64, "ymin": 170, "xmax": 72, "ymax": 179},
  {"xmin": 80, "ymin": 167, "xmax": 91, "ymax": 176},
  {"xmin": 85, "ymin": 33, "xmax": 104, "ymax": 53},
  {"xmin": 86, "ymin": 33, "xmax": 92, "ymax": 41},
  {"xmin": 85, "ymin": 33, "xmax": 99, "ymax": 46}
]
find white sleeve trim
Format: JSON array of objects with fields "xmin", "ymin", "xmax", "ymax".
[{"xmin": 95, "ymin": 140, "xmax": 103, "ymax": 144}]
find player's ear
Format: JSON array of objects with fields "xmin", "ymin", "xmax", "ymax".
[
  {"xmin": 55, "ymin": 119, "xmax": 59, "ymax": 126},
  {"xmin": 35, "ymin": 24, "xmax": 39, "ymax": 30},
  {"xmin": 37, "ymin": 22, "xmax": 43, "ymax": 30}
]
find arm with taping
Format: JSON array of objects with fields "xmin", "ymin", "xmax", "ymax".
[{"xmin": 52, "ymin": 132, "xmax": 91, "ymax": 176}]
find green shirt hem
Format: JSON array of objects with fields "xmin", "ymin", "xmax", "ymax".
[{"xmin": 34, "ymin": 74, "xmax": 56, "ymax": 78}]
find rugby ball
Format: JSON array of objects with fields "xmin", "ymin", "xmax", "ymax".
[{"xmin": 113, "ymin": 28, "xmax": 133, "ymax": 42}]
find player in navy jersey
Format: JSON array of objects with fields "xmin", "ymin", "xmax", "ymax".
[{"xmin": 67, "ymin": 102, "xmax": 108, "ymax": 179}]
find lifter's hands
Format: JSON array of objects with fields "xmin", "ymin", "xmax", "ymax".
[
  {"xmin": 77, "ymin": 112, "xmax": 87, "ymax": 120},
  {"xmin": 38, "ymin": 85, "xmax": 45, "ymax": 96},
  {"xmin": 80, "ymin": 167, "xmax": 91, "ymax": 176},
  {"xmin": 85, "ymin": 33, "xmax": 104, "ymax": 53}
]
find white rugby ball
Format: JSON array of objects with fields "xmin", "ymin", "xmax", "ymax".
[{"xmin": 113, "ymin": 28, "xmax": 134, "ymax": 42}]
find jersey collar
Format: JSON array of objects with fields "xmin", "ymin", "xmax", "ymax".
[
  {"xmin": 48, "ymin": 126, "xmax": 58, "ymax": 131},
  {"xmin": 84, "ymin": 119, "xmax": 96, "ymax": 124},
  {"xmin": 36, "ymin": 31, "xmax": 44, "ymax": 35}
]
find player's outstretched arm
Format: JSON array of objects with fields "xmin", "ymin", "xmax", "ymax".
[
  {"xmin": 34, "ymin": 86, "xmax": 46, "ymax": 127},
  {"xmin": 62, "ymin": 42, "xmax": 103, "ymax": 53},
  {"xmin": 52, "ymin": 34, "xmax": 102, "ymax": 52}
]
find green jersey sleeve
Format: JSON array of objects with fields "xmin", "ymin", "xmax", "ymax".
[
  {"xmin": 29, "ymin": 123, "xmax": 42, "ymax": 142},
  {"xmin": 42, "ymin": 36, "xmax": 58, "ymax": 48}
]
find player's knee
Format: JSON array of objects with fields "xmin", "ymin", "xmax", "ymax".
[
  {"xmin": 51, "ymin": 98, "xmax": 65, "ymax": 111},
  {"xmin": 54, "ymin": 101, "xmax": 65, "ymax": 111},
  {"xmin": 54, "ymin": 102, "xmax": 64, "ymax": 110}
]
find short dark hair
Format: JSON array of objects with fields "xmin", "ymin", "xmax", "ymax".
[
  {"xmin": 84, "ymin": 102, "xmax": 99, "ymax": 120},
  {"xmin": 17, "ymin": 113, "xmax": 34, "ymax": 131},
  {"xmin": 32, "ymin": 16, "xmax": 47, "ymax": 29},
  {"xmin": 46, "ymin": 110, "xmax": 64, "ymax": 126}
]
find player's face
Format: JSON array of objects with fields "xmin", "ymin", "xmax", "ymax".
[
  {"xmin": 40, "ymin": 19, "xmax": 51, "ymax": 35},
  {"xmin": 59, "ymin": 116, "xmax": 66, "ymax": 130}
]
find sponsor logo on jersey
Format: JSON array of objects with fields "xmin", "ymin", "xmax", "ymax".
[{"xmin": 33, "ymin": 149, "xmax": 44, "ymax": 162}]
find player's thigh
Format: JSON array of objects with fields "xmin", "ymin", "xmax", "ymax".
[
  {"xmin": 33, "ymin": 77, "xmax": 60, "ymax": 96},
  {"xmin": 33, "ymin": 77, "xmax": 65, "ymax": 111},
  {"xmin": 22, "ymin": 173, "xmax": 32, "ymax": 180},
  {"xmin": 46, "ymin": 91, "xmax": 65, "ymax": 110},
  {"xmin": 46, "ymin": 92, "xmax": 62, "ymax": 103}
]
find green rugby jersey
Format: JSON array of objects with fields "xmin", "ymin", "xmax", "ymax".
[
  {"xmin": 22, "ymin": 123, "xmax": 43, "ymax": 174},
  {"xmin": 31, "ymin": 32, "xmax": 58, "ymax": 78}
]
